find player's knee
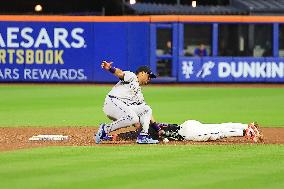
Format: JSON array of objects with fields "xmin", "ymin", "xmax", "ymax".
[
  {"xmin": 132, "ymin": 115, "xmax": 140, "ymax": 124},
  {"xmin": 127, "ymin": 113, "xmax": 139, "ymax": 124},
  {"xmin": 103, "ymin": 106, "xmax": 110, "ymax": 116}
]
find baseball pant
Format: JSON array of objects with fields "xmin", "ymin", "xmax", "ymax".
[
  {"xmin": 178, "ymin": 120, "xmax": 247, "ymax": 141},
  {"xmin": 103, "ymin": 96, "xmax": 152, "ymax": 134}
]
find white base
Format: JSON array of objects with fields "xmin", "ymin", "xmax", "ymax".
[{"xmin": 29, "ymin": 135, "xmax": 69, "ymax": 141}]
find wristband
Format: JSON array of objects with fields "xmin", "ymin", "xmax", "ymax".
[{"xmin": 109, "ymin": 67, "xmax": 116, "ymax": 73}]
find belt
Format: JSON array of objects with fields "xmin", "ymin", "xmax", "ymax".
[{"xmin": 108, "ymin": 95, "xmax": 143, "ymax": 105}]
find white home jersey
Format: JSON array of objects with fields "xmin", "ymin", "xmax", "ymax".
[{"xmin": 108, "ymin": 71, "xmax": 145, "ymax": 105}]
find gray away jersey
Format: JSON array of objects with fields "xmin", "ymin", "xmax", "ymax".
[{"xmin": 108, "ymin": 71, "xmax": 145, "ymax": 105}]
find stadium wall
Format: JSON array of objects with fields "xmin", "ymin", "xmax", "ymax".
[{"xmin": 0, "ymin": 15, "xmax": 283, "ymax": 83}]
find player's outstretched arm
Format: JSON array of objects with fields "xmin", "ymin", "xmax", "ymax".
[{"xmin": 101, "ymin": 61, "xmax": 125, "ymax": 79}]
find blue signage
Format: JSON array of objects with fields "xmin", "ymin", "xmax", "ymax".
[
  {"xmin": 1, "ymin": 19, "xmax": 284, "ymax": 83},
  {"xmin": 178, "ymin": 57, "xmax": 284, "ymax": 83},
  {"xmin": 0, "ymin": 22, "xmax": 95, "ymax": 82},
  {"xmin": 0, "ymin": 21, "xmax": 150, "ymax": 83}
]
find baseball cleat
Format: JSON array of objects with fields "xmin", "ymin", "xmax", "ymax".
[
  {"xmin": 136, "ymin": 133, "xmax": 159, "ymax": 144},
  {"xmin": 245, "ymin": 122, "xmax": 264, "ymax": 142},
  {"xmin": 102, "ymin": 135, "xmax": 112, "ymax": 141},
  {"xmin": 94, "ymin": 123, "xmax": 107, "ymax": 144},
  {"xmin": 102, "ymin": 134, "xmax": 118, "ymax": 141}
]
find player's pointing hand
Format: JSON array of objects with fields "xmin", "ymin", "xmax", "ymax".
[{"xmin": 101, "ymin": 61, "xmax": 113, "ymax": 70}]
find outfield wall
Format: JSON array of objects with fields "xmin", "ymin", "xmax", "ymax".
[{"xmin": 0, "ymin": 15, "xmax": 284, "ymax": 83}]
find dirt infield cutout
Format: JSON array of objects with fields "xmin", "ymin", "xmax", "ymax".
[{"xmin": 0, "ymin": 127, "xmax": 283, "ymax": 152}]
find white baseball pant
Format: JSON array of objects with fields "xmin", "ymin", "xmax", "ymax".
[
  {"xmin": 178, "ymin": 120, "xmax": 248, "ymax": 141},
  {"xmin": 103, "ymin": 96, "xmax": 152, "ymax": 134}
]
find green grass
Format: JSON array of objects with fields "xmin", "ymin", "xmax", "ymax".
[
  {"xmin": 0, "ymin": 145, "xmax": 283, "ymax": 189},
  {"xmin": 0, "ymin": 85, "xmax": 110, "ymax": 127},
  {"xmin": 0, "ymin": 85, "xmax": 283, "ymax": 189},
  {"xmin": 0, "ymin": 85, "xmax": 283, "ymax": 127}
]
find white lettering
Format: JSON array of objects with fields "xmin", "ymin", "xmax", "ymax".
[
  {"xmin": 34, "ymin": 28, "xmax": 53, "ymax": 48},
  {"xmin": 54, "ymin": 28, "xmax": 70, "ymax": 48},
  {"xmin": 231, "ymin": 62, "xmax": 243, "ymax": 78},
  {"xmin": 218, "ymin": 62, "xmax": 231, "ymax": 78},
  {"xmin": 7, "ymin": 27, "xmax": 19, "ymax": 48},
  {"xmin": 243, "ymin": 62, "xmax": 255, "ymax": 78},
  {"xmin": 20, "ymin": 27, "xmax": 34, "ymax": 48},
  {"xmin": 0, "ymin": 27, "xmax": 85, "ymax": 48},
  {"xmin": 0, "ymin": 68, "xmax": 19, "ymax": 79},
  {"xmin": 13, "ymin": 69, "xmax": 19, "ymax": 79},
  {"xmin": 60, "ymin": 69, "xmax": 68, "ymax": 79},
  {"xmin": 0, "ymin": 33, "xmax": 5, "ymax": 47},
  {"xmin": 71, "ymin": 28, "xmax": 85, "ymax": 48},
  {"xmin": 24, "ymin": 69, "xmax": 32, "ymax": 79},
  {"xmin": 272, "ymin": 62, "xmax": 284, "ymax": 78},
  {"xmin": 23, "ymin": 69, "xmax": 87, "ymax": 80},
  {"xmin": 218, "ymin": 61, "xmax": 284, "ymax": 79},
  {"xmin": 39, "ymin": 69, "xmax": 52, "ymax": 79},
  {"xmin": 255, "ymin": 62, "xmax": 266, "ymax": 78},
  {"xmin": 266, "ymin": 62, "xmax": 272, "ymax": 78}
]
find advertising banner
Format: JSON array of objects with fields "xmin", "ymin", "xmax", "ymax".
[
  {"xmin": 178, "ymin": 57, "xmax": 284, "ymax": 82},
  {"xmin": 1, "ymin": 19, "xmax": 283, "ymax": 83},
  {"xmin": 0, "ymin": 22, "xmax": 95, "ymax": 82}
]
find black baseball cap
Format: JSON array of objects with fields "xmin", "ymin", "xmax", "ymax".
[{"xmin": 136, "ymin": 66, "xmax": 157, "ymax": 78}]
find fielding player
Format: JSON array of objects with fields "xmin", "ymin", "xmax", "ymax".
[
  {"xmin": 149, "ymin": 121, "xmax": 263, "ymax": 143},
  {"xmin": 95, "ymin": 61, "xmax": 159, "ymax": 144}
]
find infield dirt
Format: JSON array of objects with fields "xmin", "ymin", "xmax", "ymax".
[{"xmin": 0, "ymin": 127, "xmax": 283, "ymax": 152}]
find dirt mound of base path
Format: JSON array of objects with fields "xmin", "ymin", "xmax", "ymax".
[{"xmin": 0, "ymin": 127, "xmax": 283, "ymax": 152}]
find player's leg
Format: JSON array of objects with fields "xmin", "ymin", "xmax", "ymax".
[
  {"xmin": 131, "ymin": 104, "xmax": 159, "ymax": 144},
  {"xmin": 220, "ymin": 123, "xmax": 247, "ymax": 137},
  {"xmin": 179, "ymin": 121, "xmax": 244, "ymax": 140},
  {"xmin": 102, "ymin": 97, "xmax": 140, "ymax": 133},
  {"xmin": 136, "ymin": 105, "xmax": 152, "ymax": 134},
  {"xmin": 178, "ymin": 120, "xmax": 212, "ymax": 141},
  {"xmin": 202, "ymin": 122, "xmax": 263, "ymax": 142},
  {"xmin": 95, "ymin": 97, "xmax": 140, "ymax": 144},
  {"xmin": 203, "ymin": 123, "xmax": 247, "ymax": 138}
]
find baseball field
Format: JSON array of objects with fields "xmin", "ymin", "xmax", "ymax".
[{"xmin": 0, "ymin": 84, "xmax": 284, "ymax": 189}]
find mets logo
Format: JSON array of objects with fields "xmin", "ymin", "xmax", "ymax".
[{"xmin": 182, "ymin": 60, "xmax": 215, "ymax": 79}]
